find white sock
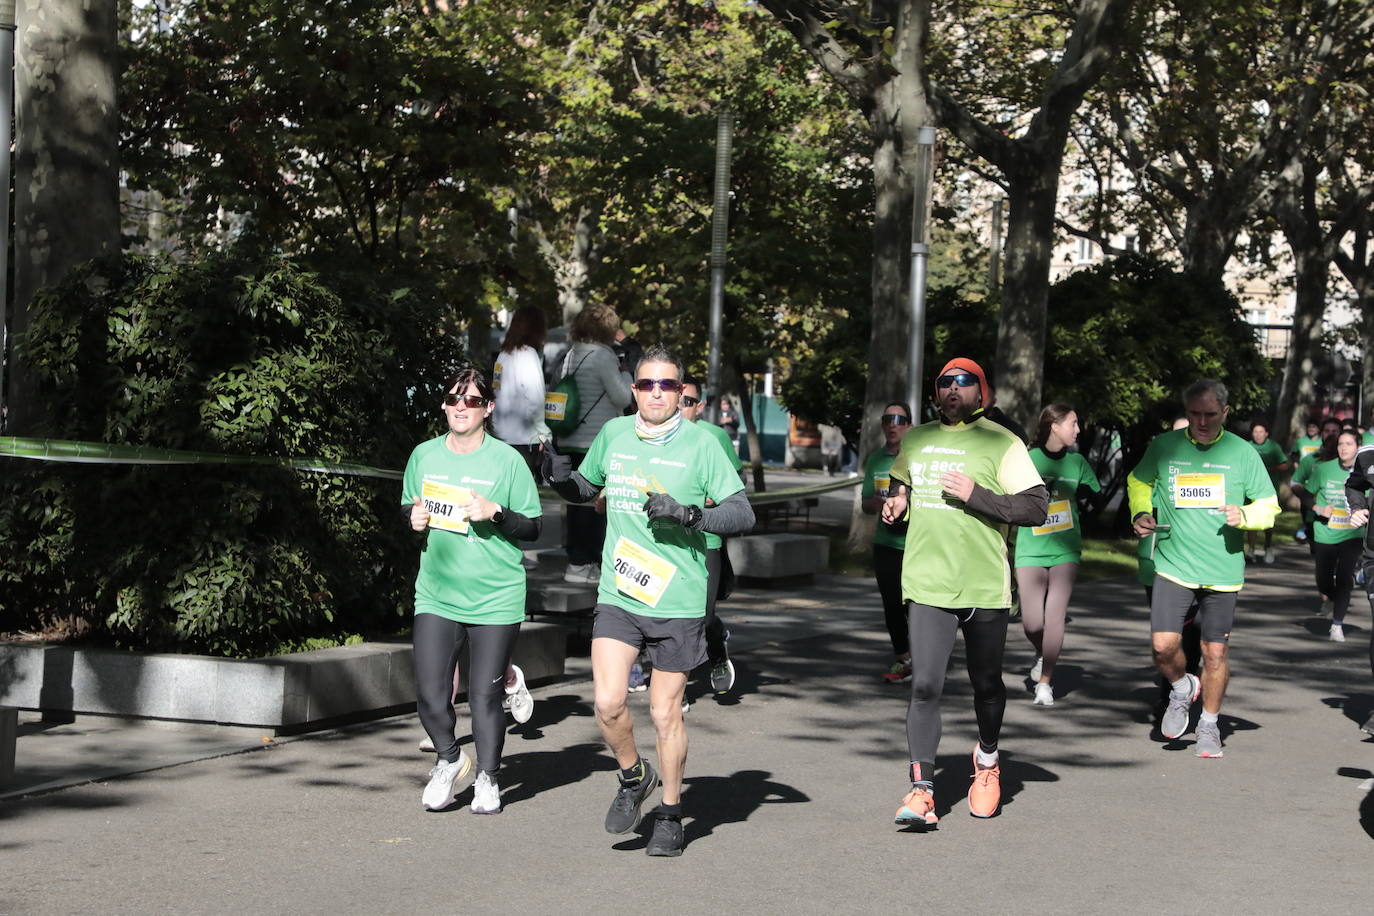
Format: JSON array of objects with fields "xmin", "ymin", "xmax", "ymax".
[
  {"xmin": 975, "ymin": 745, "xmax": 999, "ymax": 767},
  {"xmin": 1199, "ymin": 710, "xmax": 1218, "ymax": 725},
  {"xmin": 1170, "ymin": 675, "xmax": 1194, "ymax": 696}
]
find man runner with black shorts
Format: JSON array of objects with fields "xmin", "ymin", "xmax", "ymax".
[
  {"xmin": 881, "ymin": 357, "xmax": 1048, "ymax": 828},
  {"xmin": 545, "ymin": 345, "xmax": 754, "ymax": 856},
  {"xmin": 1128, "ymin": 379, "xmax": 1278, "ymax": 757}
]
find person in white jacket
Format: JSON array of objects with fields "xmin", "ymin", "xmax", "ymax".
[{"xmin": 492, "ymin": 306, "xmax": 552, "ymax": 479}]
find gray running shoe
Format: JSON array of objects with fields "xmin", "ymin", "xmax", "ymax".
[
  {"xmin": 645, "ymin": 814, "xmax": 685, "ymax": 857},
  {"xmin": 1195, "ymin": 720, "xmax": 1223, "ymax": 757},
  {"xmin": 604, "ymin": 761, "xmax": 659, "ymax": 834},
  {"xmin": 1160, "ymin": 673, "xmax": 1200, "ymax": 739}
]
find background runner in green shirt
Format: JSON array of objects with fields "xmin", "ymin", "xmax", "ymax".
[
  {"xmin": 1013, "ymin": 404, "xmax": 1101, "ymax": 707},
  {"xmin": 860, "ymin": 401, "xmax": 914, "ymax": 682},
  {"xmin": 1291, "ymin": 430, "xmax": 1365, "ymax": 639},
  {"xmin": 1246, "ymin": 419, "xmax": 1289, "ymax": 563},
  {"xmin": 1292, "ymin": 417, "xmax": 1341, "ymax": 543}
]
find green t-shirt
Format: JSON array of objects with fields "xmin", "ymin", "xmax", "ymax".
[
  {"xmin": 1307, "ymin": 458, "xmax": 1362, "ymax": 544},
  {"xmin": 1014, "ymin": 448, "xmax": 1101, "ymax": 567},
  {"xmin": 862, "ymin": 448, "xmax": 905, "ymax": 550},
  {"xmin": 1293, "ymin": 435, "xmax": 1321, "ymax": 462},
  {"xmin": 1363, "ymin": 431, "xmax": 1374, "ymax": 447},
  {"xmin": 888, "ymin": 416, "xmax": 1043, "ymax": 608},
  {"xmin": 579, "ymin": 416, "xmax": 746, "ymax": 618},
  {"xmin": 1130, "ymin": 429, "xmax": 1275, "ymax": 589},
  {"xmin": 694, "ymin": 420, "xmax": 744, "ymax": 550},
  {"xmin": 1250, "ymin": 437, "xmax": 1287, "ymax": 485},
  {"xmin": 401, "ymin": 434, "xmax": 543, "ymax": 625}
]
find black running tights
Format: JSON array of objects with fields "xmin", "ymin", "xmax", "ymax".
[
  {"xmin": 906, "ymin": 602, "xmax": 1008, "ymax": 780},
  {"xmin": 873, "ymin": 544, "xmax": 908, "ymax": 657},
  {"xmin": 1314, "ymin": 538, "xmax": 1361, "ymax": 623},
  {"xmin": 413, "ymin": 614, "xmax": 520, "ymax": 775}
]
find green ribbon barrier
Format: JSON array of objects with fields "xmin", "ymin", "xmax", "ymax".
[
  {"xmin": 2, "ymin": 436, "xmax": 864, "ymax": 500},
  {"xmin": 0, "ymin": 436, "xmax": 403, "ymax": 481}
]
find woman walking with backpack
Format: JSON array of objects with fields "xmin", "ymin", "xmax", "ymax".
[{"xmin": 554, "ymin": 303, "xmax": 632, "ymax": 584}]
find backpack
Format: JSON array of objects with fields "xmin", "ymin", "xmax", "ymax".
[{"xmin": 545, "ymin": 351, "xmax": 603, "ymax": 437}]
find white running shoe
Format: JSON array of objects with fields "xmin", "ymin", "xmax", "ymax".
[
  {"xmin": 1028, "ymin": 656, "xmax": 1043, "ymax": 683},
  {"xmin": 1033, "ymin": 683, "xmax": 1054, "ymax": 706},
  {"xmin": 471, "ymin": 771, "xmax": 502, "ymax": 814},
  {"xmin": 422, "ymin": 751, "xmax": 473, "ymax": 811},
  {"xmin": 1264, "ymin": 550, "xmax": 1276, "ymax": 565},
  {"xmin": 1330, "ymin": 623, "xmax": 1346, "ymax": 642},
  {"xmin": 505, "ymin": 664, "xmax": 534, "ymax": 724},
  {"xmin": 418, "ymin": 734, "xmax": 435, "ymax": 752},
  {"xmin": 564, "ymin": 563, "xmax": 600, "ymax": 585}
]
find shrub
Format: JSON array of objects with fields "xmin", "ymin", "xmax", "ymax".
[{"xmin": 1, "ymin": 249, "xmax": 467, "ymax": 655}]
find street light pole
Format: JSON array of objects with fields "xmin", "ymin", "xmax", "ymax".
[
  {"xmin": 705, "ymin": 110, "xmax": 734, "ymax": 424},
  {"xmin": 0, "ymin": 0, "xmax": 15, "ymax": 431},
  {"xmin": 906, "ymin": 126, "xmax": 937, "ymax": 413}
]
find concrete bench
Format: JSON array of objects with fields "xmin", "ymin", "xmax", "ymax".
[
  {"xmin": 1, "ymin": 706, "xmax": 15, "ymax": 784},
  {"xmin": 727, "ymin": 533, "xmax": 830, "ymax": 586},
  {"xmin": 0, "ymin": 621, "xmax": 568, "ymax": 733},
  {"xmin": 526, "ymin": 581, "xmax": 598, "ymax": 617}
]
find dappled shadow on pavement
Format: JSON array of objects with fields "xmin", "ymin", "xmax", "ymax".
[
  {"xmin": 493, "ymin": 742, "xmax": 613, "ymax": 810},
  {"xmin": 609, "ymin": 769, "xmax": 810, "ymax": 853},
  {"xmin": 508, "ymin": 692, "xmax": 594, "ymax": 741}
]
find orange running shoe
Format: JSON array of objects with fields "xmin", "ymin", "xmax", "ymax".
[
  {"xmin": 968, "ymin": 748, "xmax": 1001, "ymax": 818},
  {"xmin": 894, "ymin": 785, "xmax": 938, "ymax": 828}
]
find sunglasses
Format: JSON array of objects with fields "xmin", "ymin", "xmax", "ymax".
[
  {"xmin": 935, "ymin": 373, "xmax": 978, "ymax": 389},
  {"xmin": 881, "ymin": 413, "xmax": 911, "ymax": 427},
  {"xmin": 681, "ymin": 395, "xmax": 701, "ymax": 407},
  {"xmin": 443, "ymin": 393, "xmax": 489, "ymax": 409},
  {"xmin": 633, "ymin": 378, "xmax": 683, "ymax": 393}
]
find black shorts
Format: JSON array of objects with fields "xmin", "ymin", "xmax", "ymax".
[
  {"xmin": 1150, "ymin": 577, "xmax": 1237, "ymax": 643},
  {"xmin": 592, "ymin": 603, "xmax": 708, "ymax": 673}
]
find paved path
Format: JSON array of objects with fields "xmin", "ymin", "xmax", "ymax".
[{"xmin": 3, "ymin": 545, "xmax": 1372, "ymax": 913}]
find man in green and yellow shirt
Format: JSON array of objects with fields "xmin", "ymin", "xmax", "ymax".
[
  {"xmin": 881, "ymin": 357, "xmax": 1048, "ymax": 827},
  {"xmin": 1129, "ymin": 379, "xmax": 1278, "ymax": 758}
]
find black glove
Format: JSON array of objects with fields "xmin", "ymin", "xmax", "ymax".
[
  {"xmin": 542, "ymin": 442, "xmax": 573, "ymax": 484},
  {"xmin": 644, "ymin": 492, "xmax": 693, "ymax": 527}
]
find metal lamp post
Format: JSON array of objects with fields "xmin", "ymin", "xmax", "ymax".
[{"xmin": 906, "ymin": 127, "xmax": 937, "ymax": 413}]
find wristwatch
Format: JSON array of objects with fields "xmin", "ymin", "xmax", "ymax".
[
  {"xmin": 491, "ymin": 507, "xmax": 506, "ymax": 526},
  {"xmin": 685, "ymin": 505, "xmax": 703, "ymax": 528}
]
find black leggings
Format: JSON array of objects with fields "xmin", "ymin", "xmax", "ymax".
[
  {"xmin": 905, "ymin": 602, "xmax": 1008, "ymax": 780},
  {"xmin": 873, "ymin": 544, "xmax": 908, "ymax": 657},
  {"xmin": 705, "ymin": 547, "xmax": 728, "ymax": 663},
  {"xmin": 1314, "ymin": 538, "xmax": 1361, "ymax": 623},
  {"xmin": 413, "ymin": 614, "xmax": 520, "ymax": 775}
]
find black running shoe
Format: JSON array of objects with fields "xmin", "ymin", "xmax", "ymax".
[
  {"xmin": 645, "ymin": 814, "xmax": 684, "ymax": 857},
  {"xmin": 604, "ymin": 762, "xmax": 659, "ymax": 834}
]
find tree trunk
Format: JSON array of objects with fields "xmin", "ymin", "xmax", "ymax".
[
  {"xmin": 8, "ymin": 0, "xmax": 120, "ymax": 434},
  {"xmin": 993, "ymin": 165, "xmax": 1060, "ymax": 431},
  {"xmin": 736, "ymin": 368, "xmax": 766, "ymax": 494},
  {"xmin": 1274, "ymin": 248, "xmax": 1329, "ymax": 448}
]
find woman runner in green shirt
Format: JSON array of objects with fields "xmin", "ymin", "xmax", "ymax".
[
  {"xmin": 1293, "ymin": 429, "xmax": 1366, "ymax": 641},
  {"xmin": 403, "ymin": 367, "xmax": 543, "ymax": 815},
  {"xmin": 1013, "ymin": 404, "xmax": 1100, "ymax": 706}
]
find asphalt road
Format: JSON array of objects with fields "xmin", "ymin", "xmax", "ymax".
[{"xmin": 3, "ymin": 549, "xmax": 1372, "ymax": 914}]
